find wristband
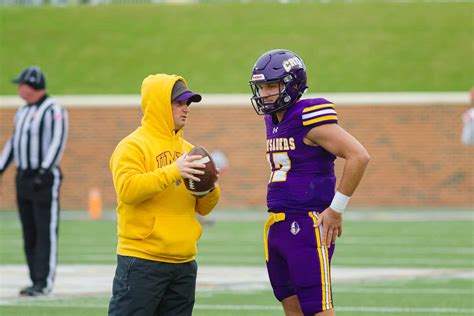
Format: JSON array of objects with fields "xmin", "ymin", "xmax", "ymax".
[{"xmin": 330, "ymin": 191, "xmax": 351, "ymax": 214}]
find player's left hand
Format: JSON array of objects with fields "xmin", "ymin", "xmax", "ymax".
[{"xmin": 314, "ymin": 208, "xmax": 343, "ymax": 248}]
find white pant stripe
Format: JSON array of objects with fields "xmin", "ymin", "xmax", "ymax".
[{"xmin": 46, "ymin": 168, "xmax": 60, "ymax": 291}]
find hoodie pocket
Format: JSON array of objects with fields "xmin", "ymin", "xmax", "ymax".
[
  {"xmin": 143, "ymin": 215, "xmax": 203, "ymax": 260},
  {"xmin": 118, "ymin": 214, "xmax": 156, "ymax": 240}
]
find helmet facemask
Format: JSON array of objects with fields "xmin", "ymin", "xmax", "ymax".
[{"xmin": 250, "ymin": 72, "xmax": 306, "ymax": 115}]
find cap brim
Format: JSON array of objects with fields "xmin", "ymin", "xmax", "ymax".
[
  {"xmin": 12, "ymin": 78, "xmax": 23, "ymax": 84},
  {"xmin": 174, "ymin": 91, "xmax": 202, "ymax": 105}
]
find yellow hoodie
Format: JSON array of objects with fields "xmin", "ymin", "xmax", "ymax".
[{"xmin": 110, "ymin": 74, "xmax": 220, "ymax": 263}]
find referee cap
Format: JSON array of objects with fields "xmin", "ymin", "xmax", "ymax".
[
  {"xmin": 12, "ymin": 66, "xmax": 46, "ymax": 90},
  {"xmin": 171, "ymin": 80, "xmax": 201, "ymax": 105}
]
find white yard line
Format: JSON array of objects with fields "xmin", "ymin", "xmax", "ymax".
[
  {"xmin": 1, "ymin": 265, "xmax": 472, "ymax": 314},
  {"xmin": 0, "ymin": 265, "xmax": 472, "ymax": 301},
  {"xmin": 334, "ymin": 288, "xmax": 473, "ymax": 295},
  {"xmin": 194, "ymin": 305, "xmax": 474, "ymax": 314},
  {"xmin": 335, "ymin": 306, "xmax": 474, "ymax": 314},
  {"xmin": 0, "ymin": 302, "xmax": 472, "ymax": 314}
]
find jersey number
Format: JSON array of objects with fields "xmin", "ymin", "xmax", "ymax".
[{"xmin": 266, "ymin": 152, "xmax": 291, "ymax": 182}]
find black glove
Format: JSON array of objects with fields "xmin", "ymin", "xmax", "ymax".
[{"xmin": 32, "ymin": 169, "xmax": 47, "ymax": 191}]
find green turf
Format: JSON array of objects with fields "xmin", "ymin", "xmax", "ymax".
[
  {"xmin": 1, "ymin": 213, "xmax": 473, "ymax": 269},
  {"xmin": 0, "ymin": 217, "xmax": 118, "ymax": 264},
  {"xmin": 1, "ymin": 278, "xmax": 473, "ymax": 316},
  {"xmin": 1, "ymin": 210, "xmax": 473, "ymax": 315},
  {"xmin": 1, "ymin": 2, "xmax": 472, "ymax": 94}
]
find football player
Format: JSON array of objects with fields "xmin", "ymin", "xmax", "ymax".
[{"xmin": 249, "ymin": 49, "xmax": 370, "ymax": 316}]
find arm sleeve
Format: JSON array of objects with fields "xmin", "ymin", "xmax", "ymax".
[
  {"xmin": 41, "ymin": 105, "xmax": 68, "ymax": 170},
  {"xmin": 195, "ymin": 185, "xmax": 221, "ymax": 216},
  {"xmin": 110, "ymin": 142, "xmax": 182, "ymax": 205},
  {"xmin": 0, "ymin": 136, "xmax": 14, "ymax": 173}
]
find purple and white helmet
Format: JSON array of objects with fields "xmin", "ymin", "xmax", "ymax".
[{"xmin": 249, "ymin": 49, "xmax": 308, "ymax": 115}]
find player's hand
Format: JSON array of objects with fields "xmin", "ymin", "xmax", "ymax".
[
  {"xmin": 314, "ymin": 208, "xmax": 343, "ymax": 248},
  {"xmin": 175, "ymin": 153, "xmax": 205, "ymax": 182}
]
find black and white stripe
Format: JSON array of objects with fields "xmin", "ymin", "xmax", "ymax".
[{"xmin": 0, "ymin": 97, "xmax": 68, "ymax": 172}]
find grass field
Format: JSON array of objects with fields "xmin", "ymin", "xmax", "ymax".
[
  {"xmin": 0, "ymin": 209, "xmax": 473, "ymax": 315},
  {"xmin": 1, "ymin": 2, "xmax": 472, "ymax": 94}
]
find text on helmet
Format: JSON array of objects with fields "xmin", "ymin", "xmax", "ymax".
[{"xmin": 282, "ymin": 57, "xmax": 303, "ymax": 72}]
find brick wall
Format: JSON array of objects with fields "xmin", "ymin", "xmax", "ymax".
[{"xmin": 1, "ymin": 101, "xmax": 473, "ymax": 210}]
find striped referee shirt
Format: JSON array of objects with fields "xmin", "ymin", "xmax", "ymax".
[{"xmin": 0, "ymin": 95, "xmax": 68, "ymax": 172}]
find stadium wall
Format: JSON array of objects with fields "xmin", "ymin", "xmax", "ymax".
[{"xmin": 1, "ymin": 93, "xmax": 472, "ymax": 210}]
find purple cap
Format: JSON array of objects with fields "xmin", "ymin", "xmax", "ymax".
[{"xmin": 171, "ymin": 80, "xmax": 202, "ymax": 105}]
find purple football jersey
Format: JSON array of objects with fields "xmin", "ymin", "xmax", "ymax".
[{"xmin": 265, "ymin": 98, "xmax": 338, "ymax": 214}]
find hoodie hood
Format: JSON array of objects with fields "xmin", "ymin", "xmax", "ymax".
[{"xmin": 140, "ymin": 74, "xmax": 185, "ymax": 138}]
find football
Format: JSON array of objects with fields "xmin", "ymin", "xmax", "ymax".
[{"xmin": 184, "ymin": 146, "xmax": 218, "ymax": 196}]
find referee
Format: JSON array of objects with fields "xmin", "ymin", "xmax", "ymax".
[{"xmin": 0, "ymin": 66, "xmax": 68, "ymax": 296}]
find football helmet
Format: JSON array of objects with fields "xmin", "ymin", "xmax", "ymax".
[{"xmin": 249, "ymin": 49, "xmax": 308, "ymax": 115}]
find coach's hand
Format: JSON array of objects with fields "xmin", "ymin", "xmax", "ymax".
[
  {"xmin": 314, "ymin": 208, "xmax": 343, "ymax": 248},
  {"xmin": 175, "ymin": 153, "xmax": 205, "ymax": 182}
]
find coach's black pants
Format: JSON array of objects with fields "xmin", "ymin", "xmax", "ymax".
[
  {"xmin": 16, "ymin": 169, "xmax": 61, "ymax": 291},
  {"xmin": 109, "ymin": 255, "xmax": 197, "ymax": 316}
]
